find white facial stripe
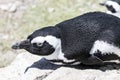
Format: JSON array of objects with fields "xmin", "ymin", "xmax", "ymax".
[
  {"xmin": 31, "ymin": 36, "xmax": 45, "ymax": 44},
  {"xmin": 106, "ymin": 1, "xmax": 120, "ymax": 11},
  {"xmin": 90, "ymin": 40, "xmax": 120, "ymax": 57},
  {"xmin": 31, "ymin": 35, "xmax": 60, "ymax": 48},
  {"xmin": 45, "ymin": 36, "xmax": 61, "ymax": 48}
]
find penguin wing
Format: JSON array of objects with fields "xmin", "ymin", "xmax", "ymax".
[{"xmin": 82, "ymin": 55, "xmax": 104, "ymax": 65}]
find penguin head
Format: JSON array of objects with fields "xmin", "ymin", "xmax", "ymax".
[
  {"xmin": 100, "ymin": 0, "xmax": 120, "ymax": 13},
  {"xmin": 12, "ymin": 26, "xmax": 61, "ymax": 56}
]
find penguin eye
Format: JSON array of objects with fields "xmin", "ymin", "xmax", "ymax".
[
  {"xmin": 36, "ymin": 43, "xmax": 43, "ymax": 47},
  {"xmin": 32, "ymin": 43, "xmax": 43, "ymax": 47}
]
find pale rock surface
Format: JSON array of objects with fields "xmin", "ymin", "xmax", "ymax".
[
  {"xmin": 0, "ymin": 52, "xmax": 56, "ymax": 80},
  {"xmin": 0, "ymin": 51, "xmax": 17, "ymax": 67},
  {"xmin": 43, "ymin": 67, "xmax": 120, "ymax": 80}
]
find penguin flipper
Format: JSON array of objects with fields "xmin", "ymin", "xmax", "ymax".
[{"xmin": 82, "ymin": 55, "xmax": 104, "ymax": 65}]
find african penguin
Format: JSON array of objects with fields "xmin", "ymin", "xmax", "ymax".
[
  {"xmin": 100, "ymin": 0, "xmax": 120, "ymax": 18},
  {"xmin": 12, "ymin": 12, "xmax": 120, "ymax": 65}
]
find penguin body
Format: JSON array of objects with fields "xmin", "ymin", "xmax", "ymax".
[{"xmin": 12, "ymin": 12, "xmax": 120, "ymax": 65}]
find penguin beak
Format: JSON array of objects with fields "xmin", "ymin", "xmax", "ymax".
[{"xmin": 12, "ymin": 39, "xmax": 30, "ymax": 50}]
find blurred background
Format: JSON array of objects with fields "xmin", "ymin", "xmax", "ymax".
[{"xmin": 0, "ymin": 0, "xmax": 106, "ymax": 68}]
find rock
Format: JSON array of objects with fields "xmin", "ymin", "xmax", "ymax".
[
  {"xmin": 43, "ymin": 67, "xmax": 120, "ymax": 80},
  {"xmin": 21, "ymin": 68, "xmax": 52, "ymax": 80},
  {"xmin": 8, "ymin": 3, "xmax": 17, "ymax": 12},
  {"xmin": 0, "ymin": 34, "xmax": 9, "ymax": 40},
  {"xmin": 0, "ymin": 51, "xmax": 17, "ymax": 67},
  {"xmin": 0, "ymin": 3, "xmax": 17, "ymax": 12},
  {"xmin": 0, "ymin": 52, "xmax": 57, "ymax": 80},
  {"xmin": 0, "ymin": 1, "xmax": 23, "ymax": 13},
  {"xmin": 47, "ymin": 7, "xmax": 55, "ymax": 13},
  {"xmin": 0, "ymin": 4, "xmax": 9, "ymax": 11}
]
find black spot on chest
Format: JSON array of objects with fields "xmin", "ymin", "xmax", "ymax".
[{"xmin": 94, "ymin": 50, "xmax": 120, "ymax": 61}]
